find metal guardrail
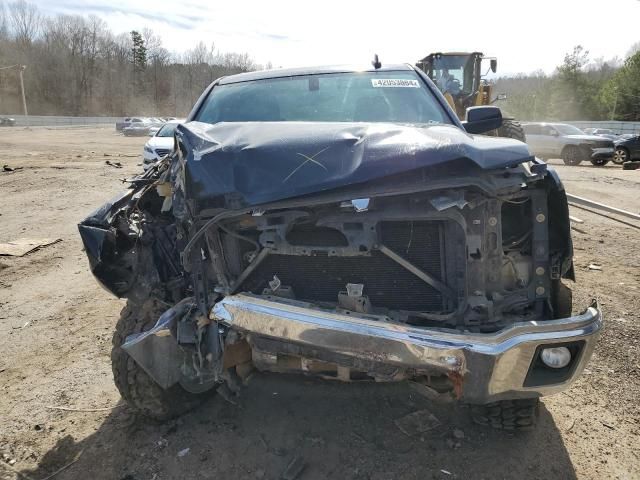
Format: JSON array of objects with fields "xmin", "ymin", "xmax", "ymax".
[
  {"xmin": 567, "ymin": 121, "xmax": 640, "ymax": 136},
  {"xmin": 566, "ymin": 194, "xmax": 640, "ymax": 221},
  {"xmin": 4, "ymin": 115, "xmax": 120, "ymax": 127}
]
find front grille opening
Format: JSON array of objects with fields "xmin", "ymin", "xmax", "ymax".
[
  {"xmin": 241, "ymin": 220, "xmax": 451, "ymax": 313},
  {"xmin": 286, "ymin": 224, "xmax": 348, "ymax": 247}
]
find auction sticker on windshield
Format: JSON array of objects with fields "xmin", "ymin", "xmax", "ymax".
[{"xmin": 371, "ymin": 79, "xmax": 420, "ymax": 88}]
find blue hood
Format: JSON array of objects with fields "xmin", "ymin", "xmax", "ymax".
[{"xmin": 175, "ymin": 121, "xmax": 533, "ymax": 209}]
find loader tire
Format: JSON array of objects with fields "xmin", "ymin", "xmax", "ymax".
[
  {"xmin": 496, "ymin": 119, "xmax": 526, "ymax": 143},
  {"xmin": 470, "ymin": 398, "xmax": 539, "ymax": 431},
  {"xmin": 112, "ymin": 297, "xmax": 213, "ymax": 421}
]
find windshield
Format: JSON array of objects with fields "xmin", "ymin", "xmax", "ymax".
[
  {"xmin": 431, "ymin": 55, "xmax": 474, "ymax": 96},
  {"xmin": 554, "ymin": 124, "xmax": 585, "ymax": 136},
  {"xmin": 156, "ymin": 123, "xmax": 179, "ymax": 137},
  {"xmin": 195, "ymin": 71, "xmax": 450, "ymax": 125}
]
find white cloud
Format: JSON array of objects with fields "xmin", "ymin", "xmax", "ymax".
[{"xmin": 33, "ymin": 0, "xmax": 640, "ymax": 73}]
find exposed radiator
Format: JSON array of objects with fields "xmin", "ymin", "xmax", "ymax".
[{"xmin": 240, "ymin": 221, "xmax": 447, "ymax": 312}]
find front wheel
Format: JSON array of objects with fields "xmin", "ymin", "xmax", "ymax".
[
  {"xmin": 470, "ymin": 398, "xmax": 540, "ymax": 431},
  {"xmin": 562, "ymin": 146, "xmax": 583, "ymax": 166},
  {"xmin": 613, "ymin": 147, "xmax": 629, "ymax": 164},
  {"xmin": 112, "ymin": 297, "xmax": 216, "ymax": 420}
]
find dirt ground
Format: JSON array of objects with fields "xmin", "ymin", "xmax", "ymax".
[{"xmin": 0, "ymin": 127, "xmax": 638, "ymax": 480}]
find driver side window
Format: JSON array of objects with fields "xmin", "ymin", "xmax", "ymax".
[{"xmin": 542, "ymin": 126, "xmax": 556, "ymax": 136}]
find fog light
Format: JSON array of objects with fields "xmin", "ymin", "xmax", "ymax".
[{"xmin": 540, "ymin": 347, "xmax": 571, "ymax": 369}]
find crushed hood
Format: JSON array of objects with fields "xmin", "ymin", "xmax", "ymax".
[{"xmin": 175, "ymin": 121, "xmax": 533, "ymax": 209}]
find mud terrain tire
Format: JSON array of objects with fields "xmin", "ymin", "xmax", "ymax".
[
  {"xmin": 112, "ymin": 297, "xmax": 211, "ymax": 420},
  {"xmin": 496, "ymin": 119, "xmax": 526, "ymax": 143},
  {"xmin": 470, "ymin": 398, "xmax": 540, "ymax": 431}
]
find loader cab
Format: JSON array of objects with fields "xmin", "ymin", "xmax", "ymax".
[{"xmin": 417, "ymin": 52, "xmax": 497, "ymax": 119}]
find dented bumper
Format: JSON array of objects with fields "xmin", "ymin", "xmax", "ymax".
[{"xmin": 212, "ymin": 294, "xmax": 602, "ymax": 403}]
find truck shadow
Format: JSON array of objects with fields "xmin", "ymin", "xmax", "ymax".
[{"xmin": 21, "ymin": 374, "xmax": 577, "ymax": 480}]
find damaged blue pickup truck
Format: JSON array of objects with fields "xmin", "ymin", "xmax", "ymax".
[{"xmin": 79, "ymin": 63, "xmax": 602, "ymax": 430}]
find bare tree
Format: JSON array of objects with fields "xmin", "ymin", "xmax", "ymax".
[
  {"xmin": 8, "ymin": 0, "xmax": 40, "ymax": 44},
  {"xmin": 0, "ymin": 1, "xmax": 9, "ymax": 40},
  {"xmin": 0, "ymin": 4, "xmax": 260, "ymax": 116}
]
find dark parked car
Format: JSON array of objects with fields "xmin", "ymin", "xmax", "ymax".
[
  {"xmin": 0, "ymin": 116, "xmax": 16, "ymax": 126},
  {"xmin": 614, "ymin": 134, "xmax": 640, "ymax": 163},
  {"xmin": 79, "ymin": 63, "xmax": 601, "ymax": 430}
]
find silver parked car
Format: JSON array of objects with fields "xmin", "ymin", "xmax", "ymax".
[
  {"xmin": 583, "ymin": 128, "xmax": 619, "ymax": 141},
  {"xmin": 522, "ymin": 123, "xmax": 614, "ymax": 166}
]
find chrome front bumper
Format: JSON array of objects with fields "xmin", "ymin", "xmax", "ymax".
[{"xmin": 212, "ymin": 294, "xmax": 602, "ymax": 403}]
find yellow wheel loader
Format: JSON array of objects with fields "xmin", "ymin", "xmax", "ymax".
[{"xmin": 416, "ymin": 52, "xmax": 525, "ymax": 142}]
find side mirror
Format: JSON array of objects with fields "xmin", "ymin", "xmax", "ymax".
[
  {"xmin": 490, "ymin": 59, "xmax": 497, "ymax": 73},
  {"xmin": 497, "ymin": 93, "xmax": 507, "ymax": 101},
  {"xmin": 462, "ymin": 106, "xmax": 502, "ymax": 134}
]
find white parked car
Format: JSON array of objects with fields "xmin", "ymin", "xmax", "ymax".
[
  {"xmin": 522, "ymin": 122, "xmax": 615, "ymax": 166},
  {"xmin": 142, "ymin": 120, "xmax": 183, "ymax": 170}
]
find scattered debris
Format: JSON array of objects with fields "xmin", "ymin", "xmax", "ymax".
[
  {"xmin": 588, "ymin": 264, "xmax": 602, "ymax": 271},
  {"xmin": 156, "ymin": 438, "xmax": 169, "ymax": 449},
  {"xmin": 602, "ymin": 422, "xmax": 615, "ymax": 430},
  {"xmin": 394, "ymin": 409, "xmax": 441, "ymax": 436},
  {"xmin": 39, "ymin": 449, "xmax": 83, "ymax": 480},
  {"xmin": 0, "ymin": 238, "xmax": 62, "ymax": 257},
  {"xmin": 2, "ymin": 165, "xmax": 23, "ymax": 172},
  {"xmin": 44, "ymin": 404, "xmax": 120, "ymax": 412},
  {"xmin": 440, "ymin": 469, "xmax": 452, "ymax": 476},
  {"xmin": 622, "ymin": 161, "xmax": 640, "ymax": 170},
  {"xmin": 11, "ymin": 321, "xmax": 30, "ymax": 330},
  {"xmin": 446, "ymin": 438, "xmax": 461, "ymax": 449},
  {"xmin": 177, "ymin": 448, "xmax": 190, "ymax": 457},
  {"xmin": 569, "ymin": 215, "xmax": 584, "ymax": 224},
  {"xmin": 105, "ymin": 160, "xmax": 123, "ymax": 168},
  {"xmin": 281, "ymin": 455, "xmax": 305, "ymax": 480},
  {"xmin": 0, "ymin": 455, "xmax": 36, "ymax": 480},
  {"xmin": 452, "ymin": 428, "xmax": 465, "ymax": 439},
  {"xmin": 216, "ymin": 383, "xmax": 238, "ymax": 405}
]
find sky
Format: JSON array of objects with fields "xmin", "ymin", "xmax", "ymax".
[{"xmin": 34, "ymin": 0, "xmax": 640, "ymax": 75}]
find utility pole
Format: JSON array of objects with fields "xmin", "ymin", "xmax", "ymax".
[
  {"xmin": 0, "ymin": 64, "xmax": 28, "ymax": 116},
  {"xmin": 18, "ymin": 65, "xmax": 27, "ymax": 116}
]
